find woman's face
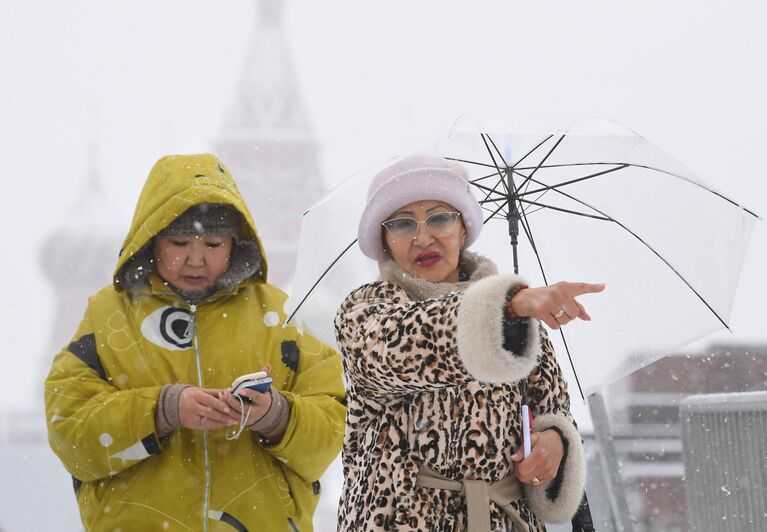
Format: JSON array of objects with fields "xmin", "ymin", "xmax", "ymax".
[
  {"xmin": 383, "ymin": 200, "xmax": 466, "ymax": 283},
  {"xmin": 154, "ymin": 235, "xmax": 233, "ymax": 292}
]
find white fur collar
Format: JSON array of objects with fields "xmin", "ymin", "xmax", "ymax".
[{"xmin": 378, "ymin": 250, "xmax": 498, "ymax": 301}]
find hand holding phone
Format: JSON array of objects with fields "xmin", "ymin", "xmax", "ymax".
[{"xmin": 230, "ymin": 371, "xmax": 273, "ymax": 403}]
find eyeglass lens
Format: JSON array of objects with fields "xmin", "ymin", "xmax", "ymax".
[{"xmin": 383, "ymin": 212, "xmax": 460, "ymax": 240}]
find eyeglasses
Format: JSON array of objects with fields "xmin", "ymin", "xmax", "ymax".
[{"xmin": 382, "ymin": 212, "xmax": 461, "ymax": 241}]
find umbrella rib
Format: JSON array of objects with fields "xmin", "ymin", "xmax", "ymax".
[
  {"xmin": 516, "ymin": 168, "xmax": 540, "ymax": 210},
  {"xmin": 522, "ymin": 205, "xmax": 545, "ymax": 216},
  {"xmin": 517, "ymin": 213, "xmax": 543, "ymax": 282},
  {"xmin": 453, "ymin": 157, "xmax": 757, "ymax": 219},
  {"xmin": 473, "ymin": 169, "xmax": 505, "ymax": 183},
  {"xmin": 514, "ymin": 135, "xmax": 567, "ymax": 193},
  {"xmin": 513, "ymin": 162, "xmax": 758, "ymax": 218},
  {"xmin": 525, "ymin": 175, "xmax": 732, "ymax": 329},
  {"xmin": 501, "ymin": 133, "xmax": 558, "ymax": 205},
  {"xmin": 473, "ymin": 178, "xmax": 508, "ymax": 208},
  {"xmin": 518, "ymin": 164, "xmax": 624, "ymax": 209},
  {"xmin": 471, "ymin": 170, "xmax": 509, "ymax": 207},
  {"xmin": 485, "ymin": 134, "xmax": 510, "ymax": 168},
  {"xmin": 472, "ymin": 180, "xmax": 505, "ymax": 195},
  {"xmin": 518, "ymin": 164, "xmax": 630, "ymax": 198},
  {"xmin": 510, "ymin": 134, "xmax": 555, "ymax": 168},
  {"xmin": 557, "ymin": 331, "xmax": 583, "ymax": 401},
  {"xmin": 477, "ymin": 197, "xmax": 505, "ymax": 210},
  {"xmin": 481, "ymin": 134, "xmax": 510, "ymax": 194},
  {"xmin": 516, "ymin": 162, "xmax": 625, "ymax": 170},
  {"xmin": 492, "ymin": 176, "xmax": 510, "ymax": 203},
  {"xmin": 284, "ymin": 239, "xmax": 359, "ymax": 325},
  {"xmin": 482, "ymin": 200, "xmax": 508, "ymax": 224},
  {"xmin": 517, "ymin": 207, "xmax": 586, "ymax": 400},
  {"xmin": 481, "ymin": 204, "xmax": 509, "ymax": 219},
  {"xmin": 445, "ymin": 157, "xmax": 500, "ymax": 170},
  {"xmin": 517, "ymin": 198, "xmax": 612, "ymax": 221},
  {"xmin": 511, "ymin": 135, "xmax": 567, "ymax": 208}
]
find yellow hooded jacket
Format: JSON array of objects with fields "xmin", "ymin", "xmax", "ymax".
[{"xmin": 45, "ymin": 154, "xmax": 345, "ymax": 531}]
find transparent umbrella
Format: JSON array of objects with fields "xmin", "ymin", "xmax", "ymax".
[{"xmin": 285, "ymin": 116, "xmax": 759, "ymax": 398}]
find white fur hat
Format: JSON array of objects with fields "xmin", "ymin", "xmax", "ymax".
[{"xmin": 357, "ymin": 154, "xmax": 483, "ymax": 262}]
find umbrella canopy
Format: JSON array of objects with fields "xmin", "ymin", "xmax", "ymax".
[{"xmin": 286, "ymin": 117, "xmax": 759, "ymax": 397}]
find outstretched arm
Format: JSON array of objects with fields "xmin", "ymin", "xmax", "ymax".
[{"xmin": 336, "ymin": 277, "xmax": 541, "ymax": 398}]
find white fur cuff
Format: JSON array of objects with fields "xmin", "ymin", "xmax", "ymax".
[
  {"xmin": 525, "ymin": 413, "xmax": 587, "ymax": 523},
  {"xmin": 456, "ymin": 274, "xmax": 539, "ymax": 383}
]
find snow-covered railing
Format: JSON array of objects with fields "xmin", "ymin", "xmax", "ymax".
[{"xmin": 680, "ymin": 391, "xmax": 767, "ymax": 532}]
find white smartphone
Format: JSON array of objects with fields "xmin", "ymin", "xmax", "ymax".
[
  {"xmin": 230, "ymin": 371, "xmax": 273, "ymax": 402},
  {"xmin": 522, "ymin": 404, "xmax": 532, "ymax": 459}
]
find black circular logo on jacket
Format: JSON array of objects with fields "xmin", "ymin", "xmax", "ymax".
[{"xmin": 159, "ymin": 308, "xmax": 193, "ymax": 348}]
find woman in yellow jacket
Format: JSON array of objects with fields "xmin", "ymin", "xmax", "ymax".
[{"xmin": 45, "ymin": 153, "xmax": 345, "ymax": 531}]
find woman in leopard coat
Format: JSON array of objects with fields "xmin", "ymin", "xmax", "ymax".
[{"xmin": 334, "ymin": 154, "xmax": 603, "ymax": 531}]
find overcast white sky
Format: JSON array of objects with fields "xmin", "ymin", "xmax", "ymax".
[{"xmin": 1, "ymin": 0, "xmax": 765, "ymax": 412}]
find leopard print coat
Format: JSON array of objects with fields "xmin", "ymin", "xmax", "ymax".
[{"xmin": 334, "ymin": 252, "xmax": 586, "ymax": 531}]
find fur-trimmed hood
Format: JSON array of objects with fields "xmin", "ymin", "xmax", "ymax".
[{"xmin": 113, "ymin": 154, "xmax": 268, "ymax": 301}]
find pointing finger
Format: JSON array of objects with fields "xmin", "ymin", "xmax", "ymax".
[{"xmin": 564, "ymin": 282, "xmax": 605, "ymax": 297}]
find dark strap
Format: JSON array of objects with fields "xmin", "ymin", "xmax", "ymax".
[{"xmin": 571, "ymin": 492, "xmax": 595, "ymax": 531}]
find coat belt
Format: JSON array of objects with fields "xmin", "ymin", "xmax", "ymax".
[{"xmin": 415, "ymin": 465, "xmax": 527, "ymax": 532}]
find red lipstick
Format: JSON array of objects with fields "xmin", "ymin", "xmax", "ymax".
[{"xmin": 415, "ymin": 251, "xmax": 441, "ymax": 268}]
